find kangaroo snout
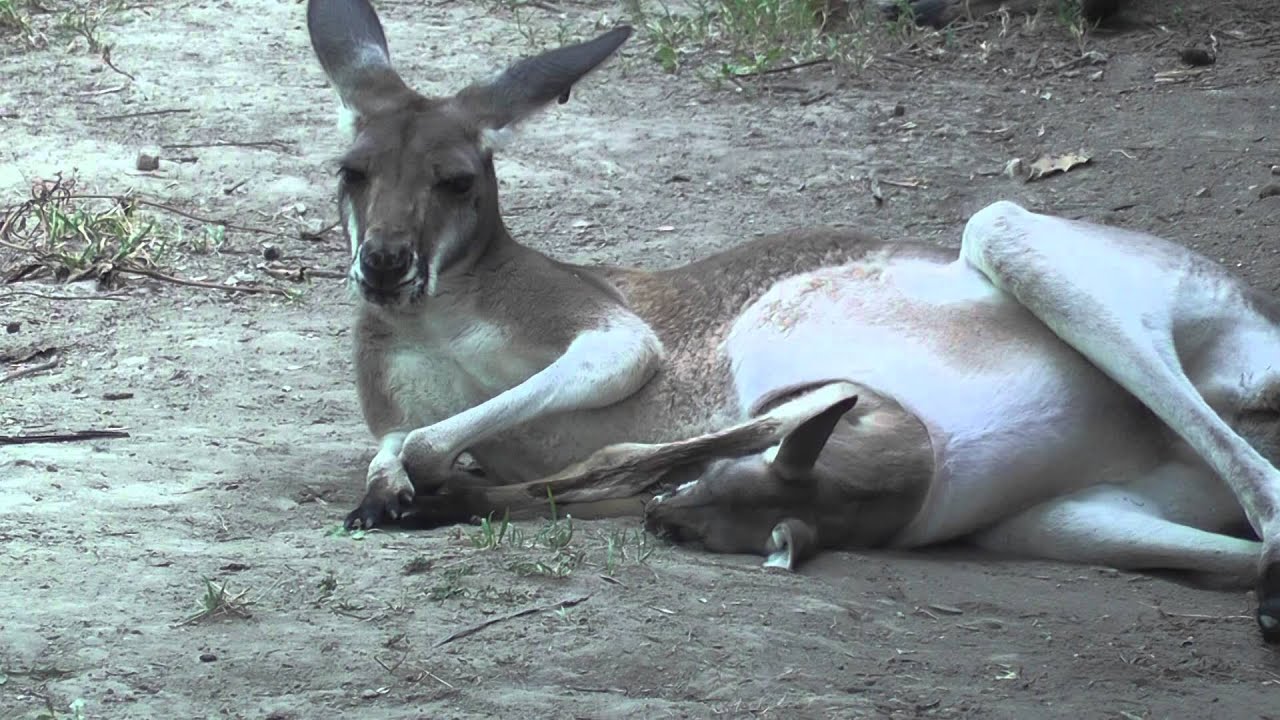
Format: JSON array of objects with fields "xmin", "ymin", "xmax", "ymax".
[{"xmin": 358, "ymin": 239, "xmax": 416, "ymax": 289}]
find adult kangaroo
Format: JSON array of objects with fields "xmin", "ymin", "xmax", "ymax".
[{"xmin": 305, "ymin": 0, "xmax": 1280, "ymax": 644}]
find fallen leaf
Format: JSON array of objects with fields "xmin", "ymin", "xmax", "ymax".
[{"xmin": 1025, "ymin": 151, "xmax": 1092, "ymax": 182}]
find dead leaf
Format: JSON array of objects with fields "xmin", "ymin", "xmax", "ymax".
[{"xmin": 1025, "ymin": 151, "xmax": 1092, "ymax": 182}]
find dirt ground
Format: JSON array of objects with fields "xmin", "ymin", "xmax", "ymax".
[{"xmin": 2, "ymin": 0, "xmax": 1280, "ymax": 718}]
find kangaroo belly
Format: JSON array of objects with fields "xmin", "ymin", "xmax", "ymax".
[{"xmin": 724, "ymin": 249, "xmax": 1169, "ymax": 546}]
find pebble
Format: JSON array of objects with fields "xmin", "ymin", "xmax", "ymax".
[
  {"xmin": 136, "ymin": 152, "xmax": 160, "ymax": 171},
  {"xmin": 1179, "ymin": 47, "xmax": 1215, "ymax": 67}
]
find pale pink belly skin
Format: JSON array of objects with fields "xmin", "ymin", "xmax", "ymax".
[{"xmin": 723, "ymin": 252, "xmax": 1167, "ymax": 546}]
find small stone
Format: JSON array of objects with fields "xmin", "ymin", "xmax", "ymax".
[
  {"xmin": 1271, "ymin": 165, "xmax": 1280, "ymax": 176},
  {"xmin": 1193, "ymin": 187, "xmax": 1211, "ymax": 198},
  {"xmin": 262, "ymin": 244, "xmax": 281, "ymax": 262},
  {"xmin": 136, "ymin": 153, "xmax": 160, "ymax": 171},
  {"xmin": 5, "ymin": 321, "xmax": 19, "ymax": 334},
  {"xmin": 1259, "ymin": 183, "xmax": 1280, "ymax": 199},
  {"xmin": 199, "ymin": 652, "xmax": 217, "ymax": 662},
  {"xmin": 892, "ymin": 102, "xmax": 906, "ymax": 117}
]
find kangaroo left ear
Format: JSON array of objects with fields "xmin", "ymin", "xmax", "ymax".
[
  {"xmin": 456, "ymin": 26, "xmax": 632, "ymax": 131},
  {"xmin": 769, "ymin": 394, "xmax": 858, "ymax": 482}
]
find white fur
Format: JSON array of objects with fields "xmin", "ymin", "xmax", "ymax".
[
  {"xmin": 366, "ymin": 431, "xmax": 410, "ymax": 492},
  {"xmin": 972, "ymin": 462, "xmax": 1257, "ymax": 582},
  {"xmin": 337, "ymin": 103, "xmax": 360, "ymax": 142},
  {"xmin": 762, "ymin": 525, "xmax": 794, "ymax": 569},
  {"xmin": 962, "ymin": 202, "xmax": 1280, "ymax": 545},
  {"xmin": 479, "ymin": 127, "xmax": 515, "ymax": 154},
  {"xmin": 343, "ymin": 195, "xmax": 361, "ymax": 259},
  {"xmin": 426, "ymin": 221, "xmax": 461, "ymax": 298}
]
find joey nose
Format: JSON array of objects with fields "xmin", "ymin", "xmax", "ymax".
[{"xmin": 360, "ymin": 243, "xmax": 414, "ymax": 286}]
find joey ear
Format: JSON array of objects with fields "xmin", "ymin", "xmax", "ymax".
[
  {"xmin": 457, "ymin": 26, "xmax": 632, "ymax": 131},
  {"xmin": 306, "ymin": 0, "xmax": 411, "ymax": 120},
  {"xmin": 770, "ymin": 394, "xmax": 858, "ymax": 481}
]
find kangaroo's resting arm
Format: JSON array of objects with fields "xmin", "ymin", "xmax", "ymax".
[
  {"xmin": 399, "ymin": 382, "xmax": 862, "ymax": 526},
  {"xmin": 400, "ymin": 310, "xmax": 664, "ymax": 482}
]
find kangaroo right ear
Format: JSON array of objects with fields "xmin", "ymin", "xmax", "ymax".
[
  {"xmin": 306, "ymin": 0, "xmax": 412, "ymax": 124},
  {"xmin": 769, "ymin": 393, "xmax": 858, "ymax": 482}
]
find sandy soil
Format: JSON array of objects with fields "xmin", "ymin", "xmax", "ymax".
[{"xmin": 3, "ymin": 0, "xmax": 1280, "ymax": 718}]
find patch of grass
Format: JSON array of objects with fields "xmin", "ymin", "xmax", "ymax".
[
  {"xmin": 325, "ymin": 524, "xmax": 369, "ymax": 540},
  {"xmin": 314, "ymin": 570, "xmax": 338, "ymax": 605},
  {"xmin": 34, "ymin": 697, "xmax": 87, "ymax": 720},
  {"xmin": 425, "ymin": 563, "xmax": 477, "ymax": 601},
  {"xmin": 1052, "ymin": 0, "xmax": 1089, "ymax": 50},
  {"xmin": 623, "ymin": 0, "xmax": 921, "ymax": 77},
  {"xmin": 0, "ymin": 0, "xmax": 35, "ymax": 41},
  {"xmin": 0, "ymin": 1, "xmax": 127, "ymax": 52},
  {"xmin": 468, "ymin": 509, "xmax": 511, "ymax": 549},
  {"xmin": 502, "ymin": 492, "xmax": 584, "ymax": 577},
  {"xmin": 176, "ymin": 577, "xmax": 253, "ymax": 625},
  {"xmin": 1, "ymin": 174, "xmax": 166, "ymax": 285},
  {"xmin": 54, "ymin": 0, "xmax": 120, "ymax": 53},
  {"xmin": 603, "ymin": 527, "xmax": 656, "ymax": 575},
  {"xmin": 180, "ymin": 223, "xmax": 227, "ymax": 256},
  {"xmin": 401, "ymin": 554, "xmax": 433, "ymax": 575}
]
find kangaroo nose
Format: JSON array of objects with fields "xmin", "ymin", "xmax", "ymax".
[{"xmin": 360, "ymin": 244, "xmax": 414, "ymax": 286}]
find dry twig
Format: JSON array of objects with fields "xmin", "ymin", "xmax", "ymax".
[
  {"xmin": 117, "ymin": 267, "xmax": 290, "ymax": 296},
  {"xmin": 95, "ymin": 108, "xmax": 192, "ymax": 121},
  {"xmin": 0, "ymin": 290, "xmax": 127, "ymax": 302},
  {"xmin": 434, "ymin": 595, "xmax": 590, "ymax": 648},
  {"xmin": 0, "ymin": 358, "xmax": 59, "ymax": 384},
  {"xmin": 0, "ymin": 429, "xmax": 131, "ymax": 445}
]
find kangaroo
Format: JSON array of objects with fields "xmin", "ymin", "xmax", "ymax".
[{"xmin": 305, "ymin": 0, "xmax": 1280, "ymax": 644}]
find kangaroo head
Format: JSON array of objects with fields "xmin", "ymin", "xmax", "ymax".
[{"xmin": 306, "ymin": 0, "xmax": 631, "ymax": 306}]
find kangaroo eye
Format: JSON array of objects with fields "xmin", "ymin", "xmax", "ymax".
[
  {"xmin": 338, "ymin": 166, "xmax": 367, "ymax": 186},
  {"xmin": 436, "ymin": 173, "xmax": 474, "ymax": 195}
]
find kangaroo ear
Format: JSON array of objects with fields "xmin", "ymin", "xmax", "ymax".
[
  {"xmin": 770, "ymin": 394, "xmax": 858, "ymax": 481},
  {"xmin": 456, "ymin": 26, "xmax": 632, "ymax": 130},
  {"xmin": 306, "ymin": 0, "xmax": 412, "ymax": 121}
]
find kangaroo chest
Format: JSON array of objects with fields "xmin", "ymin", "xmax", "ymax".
[{"xmin": 380, "ymin": 316, "xmax": 553, "ymax": 428}]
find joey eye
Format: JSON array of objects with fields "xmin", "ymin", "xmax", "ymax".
[{"xmin": 436, "ymin": 174, "xmax": 475, "ymax": 196}]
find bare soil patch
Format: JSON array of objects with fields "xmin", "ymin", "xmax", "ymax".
[{"xmin": 3, "ymin": 1, "xmax": 1279, "ymax": 717}]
